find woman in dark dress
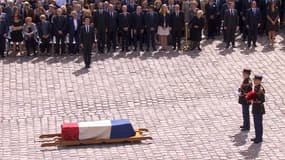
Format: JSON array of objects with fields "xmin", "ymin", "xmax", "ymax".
[
  {"xmin": 189, "ymin": 10, "xmax": 205, "ymax": 51},
  {"xmin": 266, "ymin": 1, "xmax": 279, "ymax": 46},
  {"xmin": 10, "ymin": 15, "xmax": 24, "ymax": 55}
]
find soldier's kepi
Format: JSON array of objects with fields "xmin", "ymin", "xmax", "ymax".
[{"xmin": 238, "ymin": 69, "xmax": 253, "ymax": 131}]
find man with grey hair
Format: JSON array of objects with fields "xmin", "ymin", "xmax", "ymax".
[
  {"xmin": 93, "ymin": 2, "xmax": 108, "ymax": 54},
  {"xmin": 53, "ymin": 8, "xmax": 68, "ymax": 54},
  {"xmin": 107, "ymin": 4, "xmax": 118, "ymax": 53}
]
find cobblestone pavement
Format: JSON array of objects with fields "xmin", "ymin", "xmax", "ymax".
[{"xmin": 1, "ymin": 34, "xmax": 285, "ymax": 160}]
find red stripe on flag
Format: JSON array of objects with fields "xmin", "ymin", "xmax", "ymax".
[{"xmin": 61, "ymin": 123, "xmax": 79, "ymax": 140}]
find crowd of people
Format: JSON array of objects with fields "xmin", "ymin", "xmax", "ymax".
[{"xmin": 0, "ymin": 0, "xmax": 284, "ymax": 59}]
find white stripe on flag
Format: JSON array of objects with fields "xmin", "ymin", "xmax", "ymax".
[{"xmin": 78, "ymin": 120, "xmax": 112, "ymax": 140}]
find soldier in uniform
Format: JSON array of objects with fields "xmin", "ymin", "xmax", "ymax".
[
  {"xmin": 238, "ymin": 69, "xmax": 253, "ymax": 131},
  {"xmin": 251, "ymin": 74, "xmax": 265, "ymax": 144}
]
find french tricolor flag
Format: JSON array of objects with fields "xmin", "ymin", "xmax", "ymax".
[{"xmin": 61, "ymin": 120, "xmax": 136, "ymax": 141}]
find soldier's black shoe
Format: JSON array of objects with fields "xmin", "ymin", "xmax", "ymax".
[
  {"xmin": 251, "ymin": 138, "xmax": 256, "ymax": 141},
  {"xmin": 240, "ymin": 126, "xmax": 244, "ymax": 129}
]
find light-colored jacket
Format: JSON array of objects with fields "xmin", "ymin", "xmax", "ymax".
[{"xmin": 22, "ymin": 23, "xmax": 37, "ymax": 40}]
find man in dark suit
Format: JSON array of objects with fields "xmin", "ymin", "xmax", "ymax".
[
  {"xmin": 119, "ymin": 5, "xmax": 132, "ymax": 52},
  {"xmin": 80, "ymin": 17, "xmax": 95, "ymax": 69},
  {"xmin": 221, "ymin": 0, "xmax": 230, "ymax": 42},
  {"xmin": 132, "ymin": 6, "xmax": 144, "ymax": 51},
  {"xmin": 93, "ymin": 2, "xmax": 108, "ymax": 54},
  {"xmin": 224, "ymin": 1, "xmax": 239, "ymax": 48},
  {"xmin": 3, "ymin": 0, "xmax": 13, "ymax": 26},
  {"xmin": 107, "ymin": 4, "xmax": 118, "ymax": 53},
  {"xmin": 241, "ymin": 0, "xmax": 252, "ymax": 41},
  {"xmin": 144, "ymin": 5, "xmax": 158, "ymax": 52},
  {"xmin": 205, "ymin": 0, "xmax": 218, "ymax": 39},
  {"xmin": 259, "ymin": 0, "xmax": 268, "ymax": 35},
  {"xmin": 68, "ymin": 11, "xmax": 81, "ymax": 54},
  {"xmin": 0, "ymin": 15, "xmax": 8, "ymax": 58},
  {"xmin": 216, "ymin": 0, "xmax": 226, "ymax": 35},
  {"xmin": 38, "ymin": 14, "xmax": 52, "ymax": 55},
  {"xmin": 53, "ymin": 8, "xmax": 68, "ymax": 55},
  {"xmin": 246, "ymin": 1, "xmax": 261, "ymax": 48},
  {"xmin": 170, "ymin": 4, "xmax": 184, "ymax": 50}
]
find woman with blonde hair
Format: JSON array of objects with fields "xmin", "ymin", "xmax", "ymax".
[
  {"xmin": 22, "ymin": 17, "xmax": 38, "ymax": 56},
  {"xmin": 189, "ymin": 10, "xmax": 205, "ymax": 51},
  {"xmin": 157, "ymin": 4, "xmax": 170, "ymax": 50}
]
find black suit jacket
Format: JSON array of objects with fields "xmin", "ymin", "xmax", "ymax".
[
  {"xmin": 93, "ymin": 10, "xmax": 108, "ymax": 31},
  {"xmin": 224, "ymin": 9, "xmax": 239, "ymax": 29},
  {"xmin": 107, "ymin": 11, "xmax": 118, "ymax": 31},
  {"xmin": 68, "ymin": 17, "xmax": 81, "ymax": 43},
  {"xmin": 0, "ymin": 21, "xmax": 8, "ymax": 37},
  {"xmin": 79, "ymin": 25, "xmax": 95, "ymax": 48},
  {"xmin": 246, "ymin": 8, "xmax": 261, "ymax": 27},
  {"xmin": 53, "ymin": 15, "xmax": 68, "ymax": 35},
  {"xmin": 144, "ymin": 12, "xmax": 159, "ymax": 31},
  {"xmin": 158, "ymin": 13, "xmax": 171, "ymax": 27},
  {"xmin": 132, "ymin": 12, "xmax": 145, "ymax": 30},
  {"xmin": 170, "ymin": 12, "xmax": 184, "ymax": 31},
  {"xmin": 38, "ymin": 21, "xmax": 52, "ymax": 38},
  {"xmin": 205, "ymin": 3, "xmax": 218, "ymax": 20},
  {"xmin": 119, "ymin": 12, "xmax": 132, "ymax": 30}
]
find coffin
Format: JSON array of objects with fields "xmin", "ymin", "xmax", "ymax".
[{"xmin": 61, "ymin": 120, "xmax": 136, "ymax": 141}]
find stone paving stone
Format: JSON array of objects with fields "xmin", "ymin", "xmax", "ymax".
[{"xmin": 1, "ymin": 34, "xmax": 285, "ymax": 159}]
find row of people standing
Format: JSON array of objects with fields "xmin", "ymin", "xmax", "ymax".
[
  {"xmin": 0, "ymin": 0, "xmax": 284, "ymax": 58},
  {"xmin": 205, "ymin": 0, "xmax": 281, "ymax": 48},
  {"xmin": 0, "ymin": 2, "xmax": 188, "ymax": 56}
]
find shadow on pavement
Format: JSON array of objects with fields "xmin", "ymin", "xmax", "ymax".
[
  {"xmin": 239, "ymin": 143, "xmax": 262, "ymax": 159},
  {"xmin": 72, "ymin": 67, "xmax": 90, "ymax": 76},
  {"xmin": 230, "ymin": 131, "xmax": 248, "ymax": 146}
]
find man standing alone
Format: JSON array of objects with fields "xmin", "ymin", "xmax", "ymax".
[{"xmin": 80, "ymin": 17, "xmax": 95, "ymax": 69}]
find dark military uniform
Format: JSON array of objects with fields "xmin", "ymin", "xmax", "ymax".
[
  {"xmin": 252, "ymin": 76, "xmax": 265, "ymax": 143},
  {"xmin": 238, "ymin": 75, "xmax": 252, "ymax": 131}
]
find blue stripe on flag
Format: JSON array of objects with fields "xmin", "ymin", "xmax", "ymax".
[{"xmin": 110, "ymin": 120, "xmax": 136, "ymax": 139}]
